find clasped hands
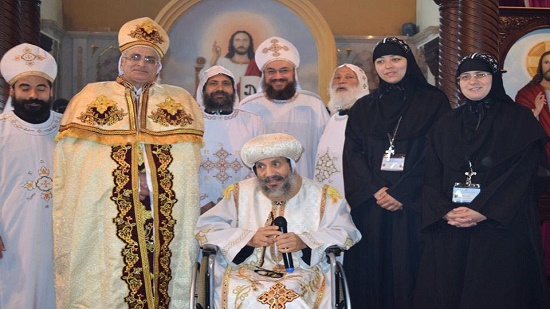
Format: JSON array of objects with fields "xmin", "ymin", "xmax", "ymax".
[
  {"xmin": 444, "ymin": 206, "xmax": 487, "ymax": 228},
  {"xmin": 374, "ymin": 187, "xmax": 403, "ymax": 211},
  {"xmin": 247, "ymin": 225, "xmax": 306, "ymax": 253}
]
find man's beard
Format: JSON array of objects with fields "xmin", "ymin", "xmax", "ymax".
[
  {"xmin": 543, "ymin": 69, "xmax": 550, "ymax": 82},
  {"xmin": 11, "ymin": 96, "xmax": 52, "ymax": 124},
  {"xmin": 259, "ymin": 172, "xmax": 296, "ymax": 200},
  {"xmin": 234, "ymin": 46, "xmax": 248, "ymax": 56},
  {"xmin": 327, "ymin": 86, "xmax": 363, "ymax": 115},
  {"xmin": 263, "ymin": 79, "xmax": 297, "ymax": 101},
  {"xmin": 203, "ymin": 90, "xmax": 235, "ymax": 114}
]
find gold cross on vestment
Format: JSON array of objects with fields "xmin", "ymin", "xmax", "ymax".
[{"xmin": 257, "ymin": 282, "xmax": 299, "ymax": 308}]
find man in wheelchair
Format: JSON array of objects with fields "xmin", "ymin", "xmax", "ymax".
[{"xmin": 195, "ymin": 133, "xmax": 361, "ymax": 308}]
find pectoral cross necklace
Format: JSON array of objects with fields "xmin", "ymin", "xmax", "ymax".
[
  {"xmin": 465, "ymin": 160, "xmax": 477, "ymax": 186},
  {"xmin": 385, "ymin": 116, "xmax": 403, "ymax": 161},
  {"xmin": 385, "ymin": 144, "xmax": 395, "ymax": 157}
]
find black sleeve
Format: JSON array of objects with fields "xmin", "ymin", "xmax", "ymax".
[
  {"xmin": 301, "ymin": 247, "xmax": 312, "ymax": 266},
  {"xmin": 232, "ymin": 245, "xmax": 255, "ymax": 264},
  {"xmin": 343, "ymin": 101, "xmax": 382, "ymax": 207}
]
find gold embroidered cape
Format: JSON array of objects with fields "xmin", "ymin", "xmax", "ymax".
[{"xmin": 53, "ymin": 79, "xmax": 204, "ymax": 308}]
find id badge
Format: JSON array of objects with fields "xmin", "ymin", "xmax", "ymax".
[
  {"xmin": 452, "ymin": 182, "xmax": 480, "ymax": 204},
  {"xmin": 380, "ymin": 154, "xmax": 405, "ymax": 171}
]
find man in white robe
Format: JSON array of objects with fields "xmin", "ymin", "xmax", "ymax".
[
  {"xmin": 0, "ymin": 43, "xmax": 60, "ymax": 309},
  {"xmin": 195, "ymin": 133, "xmax": 361, "ymax": 308},
  {"xmin": 314, "ymin": 64, "xmax": 370, "ymax": 195},
  {"xmin": 239, "ymin": 37, "xmax": 330, "ymax": 179},
  {"xmin": 196, "ymin": 65, "xmax": 263, "ymax": 213}
]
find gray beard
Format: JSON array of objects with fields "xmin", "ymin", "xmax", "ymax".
[
  {"xmin": 259, "ymin": 173, "xmax": 297, "ymax": 200},
  {"xmin": 327, "ymin": 86, "xmax": 363, "ymax": 115}
]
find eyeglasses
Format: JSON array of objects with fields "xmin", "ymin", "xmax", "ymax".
[
  {"xmin": 123, "ymin": 54, "xmax": 159, "ymax": 65},
  {"xmin": 458, "ymin": 72, "xmax": 491, "ymax": 82},
  {"xmin": 254, "ymin": 266, "xmax": 283, "ymax": 278},
  {"xmin": 264, "ymin": 68, "xmax": 292, "ymax": 76}
]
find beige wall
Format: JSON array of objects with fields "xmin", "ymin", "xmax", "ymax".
[
  {"xmin": 62, "ymin": 1, "xmax": 167, "ymax": 32},
  {"xmin": 41, "ymin": 0, "xmax": 63, "ymax": 28},
  {"xmin": 314, "ymin": 0, "xmax": 417, "ymax": 36},
  {"xmin": 62, "ymin": 0, "xmax": 416, "ymax": 36},
  {"xmin": 416, "ymin": 0, "xmax": 440, "ymax": 32}
]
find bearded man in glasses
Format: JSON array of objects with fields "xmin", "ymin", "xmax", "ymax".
[
  {"xmin": 53, "ymin": 17, "xmax": 204, "ymax": 308},
  {"xmin": 195, "ymin": 133, "xmax": 361, "ymax": 308},
  {"xmin": 239, "ymin": 37, "xmax": 330, "ymax": 180}
]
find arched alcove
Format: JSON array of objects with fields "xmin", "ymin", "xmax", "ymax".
[{"xmin": 155, "ymin": 0, "xmax": 336, "ymax": 102}]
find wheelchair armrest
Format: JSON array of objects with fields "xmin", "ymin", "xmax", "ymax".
[
  {"xmin": 201, "ymin": 244, "xmax": 219, "ymax": 257},
  {"xmin": 324, "ymin": 245, "xmax": 344, "ymax": 257}
]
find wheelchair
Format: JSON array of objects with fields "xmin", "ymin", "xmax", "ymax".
[{"xmin": 189, "ymin": 244, "xmax": 351, "ymax": 309}]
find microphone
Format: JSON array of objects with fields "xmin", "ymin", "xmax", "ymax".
[{"xmin": 273, "ymin": 216, "xmax": 294, "ymax": 273}]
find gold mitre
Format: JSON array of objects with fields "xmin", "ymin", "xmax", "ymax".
[{"xmin": 118, "ymin": 17, "xmax": 169, "ymax": 57}]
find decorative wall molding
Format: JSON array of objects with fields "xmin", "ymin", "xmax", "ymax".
[{"xmin": 499, "ymin": 7, "xmax": 550, "ymax": 61}]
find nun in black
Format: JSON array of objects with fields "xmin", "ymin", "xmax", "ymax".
[
  {"xmin": 414, "ymin": 53, "xmax": 549, "ymax": 309},
  {"xmin": 342, "ymin": 37, "xmax": 450, "ymax": 308}
]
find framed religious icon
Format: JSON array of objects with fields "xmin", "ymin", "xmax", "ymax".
[
  {"xmin": 499, "ymin": 7, "xmax": 550, "ymax": 98},
  {"xmin": 156, "ymin": 0, "xmax": 336, "ymax": 102}
]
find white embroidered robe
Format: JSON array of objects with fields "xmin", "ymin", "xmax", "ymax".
[
  {"xmin": 314, "ymin": 113, "xmax": 348, "ymax": 194},
  {"xmin": 0, "ymin": 111, "xmax": 61, "ymax": 309},
  {"xmin": 239, "ymin": 91, "xmax": 329, "ymax": 179},
  {"xmin": 200, "ymin": 109, "xmax": 263, "ymax": 209},
  {"xmin": 195, "ymin": 177, "xmax": 361, "ymax": 308}
]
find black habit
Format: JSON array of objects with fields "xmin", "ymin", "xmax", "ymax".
[
  {"xmin": 414, "ymin": 58, "xmax": 548, "ymax": 308},
  {"xmin": 343, "ymin": 46, "xmax": 450, "ymax": 308}
]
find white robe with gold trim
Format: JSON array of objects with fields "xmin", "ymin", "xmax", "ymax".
[{"xmin": 195, "ymin": 177, "xmax": 361, "ymax": 308}]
